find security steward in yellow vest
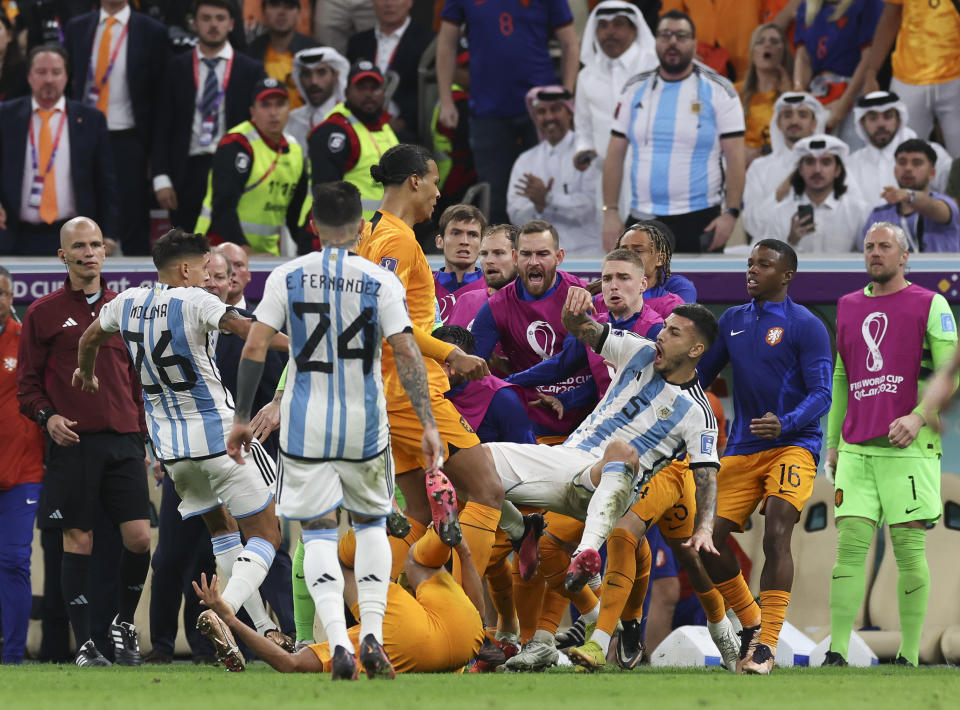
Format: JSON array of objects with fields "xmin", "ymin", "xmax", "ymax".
[
  {"xmin": 307, "ymin": 60, "xmax": 398, "ymax": 220},
  {"xmin": 195, "ymin": 78, "xmax": 310, "ymax": 255}
]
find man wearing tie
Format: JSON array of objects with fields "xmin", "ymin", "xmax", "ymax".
[
  {"xmin": 0, "ymin": 44, "xmax": 118, "ymax": 256},
  {"xmin": 152, "ymin": 0, "xmax": 266, "ymax": 234},
  {"xmin": 65, "ymin": 0, "xmax": 169, "ymax": 256}
]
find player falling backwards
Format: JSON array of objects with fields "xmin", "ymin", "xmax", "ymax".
[
  {"xmin": 227, "ymin": 181, "xmax": 444, "ymax": 680},
  {"xmin": 73, "ymin": 229, "xmax": 291, "ymax": 668}
]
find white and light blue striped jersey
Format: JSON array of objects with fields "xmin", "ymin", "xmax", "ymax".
[
  {"xmin": 99, "ymin": 284, "xmax": 233, "ymax": 462},
  {"xmin": 254, "ymin": 248, "xmax": 412, "ymax": 461},
  {"xmin": 563, "ymin": 327, "xmax": 720, "ymax": 478},
  {"xmin": 610, "ymin": 62, "xmax": 745, "ymax": 217}
]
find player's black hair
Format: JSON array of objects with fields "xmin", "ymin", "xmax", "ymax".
[
  {"xmin": 152, "ymin": 229, "xmax": 210, "ymax": 271},
  {"xmin": 672, "ymin": 303, "xmax": 718, "ymax": 351},
  {"xmin": 312, "ymin": 181, "xmax": 362, "ymax": 228},
  {"xmin": 193, "ymin": 0, "xmax": 235, "ymax": 16},
  {"xmin": 617, "ymin": 221, "xmax": 674, "ymax": 285},
  {"xmin": 753, "ymin": 238, "xmax": 798, "ymax": 272},
  {"xmin": 657, "ymin": 9, "xmax": 696, "ymax": 38},
  {"xmin": 370, "ymin": 144, "xmax": 433, "ymax": 186},
  {"xmin": 432, "ymin": 325, "xmax": 475, "ymax": 355},
  {"xmin": 27, "ymin": 43, "xmax": 68, "ymax": 73},
  {"xmin": 790, "ymin": 155, "xmax": 848, "ymax": 198},
  {"xmin": 894, "ymin": 138, "xmax": 937, "ymax": 166}
]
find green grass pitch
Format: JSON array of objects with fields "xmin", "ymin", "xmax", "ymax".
[{"xmin": 3, "ymin": 664, "xmax": 958, "ymax": 710}]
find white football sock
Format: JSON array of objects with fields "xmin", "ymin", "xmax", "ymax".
[
  {"xmin": 302, "ymin": 528, "xmax": 352, "ymax": 651},
  {"xmin": 214, "ymin": 534, "xmax": 275, "ymax": 634},
  {"xmin": 498, "ymin": 501, "xmax": 525, "ymax": 541},
  {"xmin": 580, "ymin": 603, "xmax": 600, "ymax": 624},
  {"xmin": 577, "ymin": 462, "xmax": 634, "ymax": 553},
  {"xmin": 353, "ymin": 519, "xmax": 390, "ymax": 644},
  {"xmin": 592, "ymin": 628, "xmax": 612, "ymax": 654}
]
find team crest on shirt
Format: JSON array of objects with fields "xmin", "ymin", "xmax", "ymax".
[
  {"xmin": 235, "ymin": 153, "xmax": 250, "ymax": 172},
  {"xmin": 835, "ymin": 488, "xmax": 843, "ymax": 507},
  {"xmin": 656, "ymin": 405, "xmax": 672, "ymax": 420},
  {"xmin": 328, "ymin": 133, "xmax": 346, "ymax": 152},
  {"xmin": 765, "ymin": 327, "xmax": 784, "ymax": 346},
  {"xmin": 380, "ymin": 257, "xmax": 398, "ymax": 272},
  {"xmin": 459, "ymin": 416, "xmax": 475, "ymax": 433},
  {"xmin": 3, "ymin": 356, "xmax": 15, "ymax": 372}
]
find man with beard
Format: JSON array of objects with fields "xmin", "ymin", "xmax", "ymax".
[
  {"xmin": 507, "ymin": 87, "xmax": 601, "ymax": 255},
  {"xmin": 308, "ymin": 61, "xmax": 398, "ymax": 220},
  {"xmin": 759, "ymin": 135, "xmax": 869, "ymax": 253},
  {"xmin": 446, "ymin": 224, "xmax": 518, "ymax": 329},
  {"xmin": 847, "ymin": 91, "xmax": 952, "ymax": 206},
  {"xmin": 601, "ymin": 10, "xmax": 745, "ymax": 253},
  {"xmin": 285, "ymin": 47, "xmax": 348, "ymax": 148},
  {"xmin": 743, "ymin": 92, "xmax": 825, "ymax": 240},
  {"xmin": 823, "ymin": 222, "xmax": 956, "ymax": 668}
]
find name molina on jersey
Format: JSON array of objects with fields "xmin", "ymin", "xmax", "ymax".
[{"xmin": 129, "ymin": 302, "xmax": 169, "ymax": 320}]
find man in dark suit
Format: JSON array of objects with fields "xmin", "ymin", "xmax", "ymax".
[
  {"xmin": 0, "ymin": 45, "xmax": 118, "ymax": 256},
  {"xmin": 245, "ymin": 0, "xmax": 316, "ymax": 110},
  {"xmin": 64, "ymin": 0, "xmax": 170, "ymax": 256},
  {"xmin": 346, "ymin": 0, "xmax": 433, "ymax": 142},
  {"xmin": 152, "ymin": 0, "xmax": 265, "ymax": 234}
]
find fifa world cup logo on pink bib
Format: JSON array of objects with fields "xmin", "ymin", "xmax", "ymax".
[
  {"xmin": 526, "ymin": 320, "xmax": 558, "ymax": 360},
  {"xmin": 861, "ymin": 311, "xmax": 888, "ymax": 372}
]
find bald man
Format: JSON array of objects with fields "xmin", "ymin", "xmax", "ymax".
[
  {"xmin": 17, "ymin": 217, "xmax": 152, "ymax": 666},
  {"xmin": 218, "ymin": 242, "xmax": 252, "ymax": 308}
]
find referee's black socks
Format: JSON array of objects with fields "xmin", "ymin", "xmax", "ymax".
[
  {"xmin": 61, "ymin": 552, "xmax": 92, "ymax": 645},
  {"xmin": 118, "ymin": 548, "xmax": 151, "ymax": 624}
]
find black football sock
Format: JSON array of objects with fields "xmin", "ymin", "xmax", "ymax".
[
  {"xmin": 118, "ymin": 548, "xmax": 151, "ymax": 624},
  {"xmin": 62, "ymin": 551, "xmax": 92, "ymax": 645}
]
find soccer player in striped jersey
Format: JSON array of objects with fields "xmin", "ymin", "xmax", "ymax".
[
  {"xmin": 73, "ymin": 228, "xmax": 290, "ymax": 670},
  {"xmin": 483, "ymin": 291, "xmax": 722, "ymax": 594},
  {"xmin": 227, "ymin": 181, "xmax": 443, "ymax": 681}
]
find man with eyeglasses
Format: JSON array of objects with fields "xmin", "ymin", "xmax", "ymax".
[{"xmin": 601, "ymin": 9, "xmax": 745, "ymax": 254}]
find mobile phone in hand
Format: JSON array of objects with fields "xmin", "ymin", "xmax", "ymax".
[{"xmin": 797, "ymin": 204, "xmax": 814, "ymax": 223}]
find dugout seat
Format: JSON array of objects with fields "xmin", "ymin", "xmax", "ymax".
[{"xmin": 861, "ymin": 472, "xmax": 960, "ymax": 663}]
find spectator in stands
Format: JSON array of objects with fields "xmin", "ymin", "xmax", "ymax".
[
  {"xmin": 195, "ymin": 78, "xmax": 309, "ymax": 254},
  {"xmin": 949, "ymin": 158, "xmax": 960, "ymax": 208},
  {"xmin": 18, "ymin": 0, "xmax": 86, "ymax": 51},
  {"xmin": 602, "ymin": 10, "xmax": 746, "ymax": 253},
  {"xmin": 64, "ymin": 0, "xmax": 169, "ymax": 256},
  {"xmin": 152, "ymin": 0, "xmax": 266, "ymax": 235},
  {"xmin": 0, "ymin": 45, "xmax": 118, "ymax": 256},
  {"xmin": 508, "ymin": 87, "xmax": 601, "ymax": 255},
  {"xmin": 743, "ymin": 92, "xmax": 825, "ymax": 239},
  {"xmin": 865, "ymin": 1, "xmax": 960, "ymax": 157},
  {"xmin": 245, "ymin": 0, "xmax": 317, "ymax": 110},
  {"xmin": 313, "ymin": 0, "xmax": 375, "ymax": 55},
  {"xmin": 286, "ymin": 46, "xmax": 348, "ymax": 148},
  {"xmin": 431, "ymin": 34, "xmax": 475, "ymax": 211},
  {"xmin": 347, "ymin": 0, "xmax": 434, "ymax": 142},
  {"xmin": 759, "ymin": 134, "xmax": 868, "ymax": 252},
  {"xmin": 0, "ymin": 14, "xmax": 27, "ymax": 101},
  {"xmin": 660, "ymin": 0, "xmax": 765, "ymax": 80},
  {"xmin": 0, "ymin": 265, "xmax": 45, "ymax": 665},
  {"xmin": 435, "ymin": 0, "xmax": 580, "ymax": 224},
  {"xmin": 573, "ymin": 1, "xmax": 656, "ymax": 216},
  {"xmin": 17, "ymin": 216, "xmax": 151, "ymax": 667},
  {"xmin": 738, "ymin": 22, "xmax": 793, "ymax": 163},
  {"xmin": 861, "ymin": 139, "xmax": 960, "ymax": 253},
  {"xmin": 847, "ymin": 91, "xmax": 952, "ymax": 208},
  {"xmin": 434, "ymin": 203, "xmax": 487, "ymax": 324},
  {"xmin": 242, "ymin": 0, "xmax": 312, "ymax": 45},
  {"xmin": 308, "ymin": 60, "xmax": 398, "ymax": 220},
  {"xmin": 792, "ymin": 0, "xmax": 881, "ymax": 148}
]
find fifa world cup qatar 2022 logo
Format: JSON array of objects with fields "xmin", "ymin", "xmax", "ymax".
[
  {"xmin": 861, "ymin": 311, "xmax": 888, "ymax": 372},
  {"xmin": 526, "ymin": 320, "xmax": 558, "ymax": 360}
]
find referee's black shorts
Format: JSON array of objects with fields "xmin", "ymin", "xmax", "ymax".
[{"xmin": 39, "ymin": 432, "xmax": 151, "ymax": 530}]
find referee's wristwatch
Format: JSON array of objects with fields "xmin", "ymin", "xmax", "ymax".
[{"xmin": 36, "ymin": 407, "xmax": 56, "ymax": 430}]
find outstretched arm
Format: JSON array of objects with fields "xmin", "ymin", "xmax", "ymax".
[
  {"xmin": 561, "ymin": 286, "xmax": 605, "ymax": 351},
  {"xmin": 220, "ymin": 309, "xmax": 289, "ymax": 351},
  {"xmin": 73, "ymin": 318, "xmax": 116, "ymax": 393},
  {"xmin": 683, "ymin": 465, "xmax": 719, "ymax": 555}
]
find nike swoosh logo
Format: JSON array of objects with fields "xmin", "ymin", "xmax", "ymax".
[
  {"xmin": 295, "ymin": 574, "xmax": 305, "ymax": 579},
  {"xmin": 832, "ymin": 575, "xmax": 852, "ymax": 580},
  {"xmin": 730, "ymin": 330, "xmax": 745, "ymax": 336},
  {"xmin": 905, "ymin": 586, "xmax": 924, "ymax": 595},
  {"xmin": 26, "ymin": 498, "xmax": 38, "ymax": 504},
  {"xmin": 667, "ymin": 524, "xmax": 684, "ymax": 531},
  {"xmin": 905, "ymin": 506, "xmax": 921, "ymax": 514}
]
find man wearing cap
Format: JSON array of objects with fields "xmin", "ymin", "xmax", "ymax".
[
  {"xmin": 572, "ymin": 0, "xmax": 656, "ymax": 217},
  {"xmin": 286, "ymin": 46, "xmax": 349, "ymax": 148},
  {"xmin": 246, "ymin": 0, "xmax": 318, "ymax": 110},
  {"xmin": 758, "ymin": 134, "xmax": 869, "ymax": 253},
  {"xmin": 743, "ymin": 92, "xmax": 825, "ymax": 239},
  {"xmin": 308, "ymin": 60, "xmax": 398, "ymax": 220},
  {"xmin": 847, "ymin": 91, "xmax": 953, "ymax": 208},
  {"xmin": 507, "ymin": 87, "xmax": 601, "ymax": 255},
  {"xmin": 194, "ymin": 78, "xmax": 310, "ymax": 255},
  {"xmin": 861, "ymin": 139, "xmax": 960, "ymax": 253}
]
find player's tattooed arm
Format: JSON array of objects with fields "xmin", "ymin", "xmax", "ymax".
[
  {"xmin": 684, "ymin": 465, "xmax": 720, "ymax": 555},
  {"xmin": 388, "ymin": 332, "xmax": 437, "ymax": 430},
  {"xmin": 561, "ymin": 286, "xmax": 604, "ymax": 350}
]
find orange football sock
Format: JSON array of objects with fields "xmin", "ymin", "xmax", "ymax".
[
  {"xmin": 539, "ymin": 533, "xmax": 571, "ymax": 591},
  {"xmin": 514, "ymin": 568, "xmax": 545, "ymax": 643},
  {"xmin": 597, "ymin": 527, "xmax": 639, "ymax": 635},
  {"xmin": 452, "ymin": 502, "xmax": 499, "ymax": 579},
  {"xmin": 758, "ymin": 589, "xmax": 790, "ymax": 649},
  {"xmin": 695, "ymin": 587, "xmax": 727, "ymax": 624},
  {"xmin": 716, "ymin": 574, "xmax": 761, "ymax": 629},
  {"xmin": 571, "ymin": 585, "xmax": 599, "ymax": 614},
  {"xmin": 485, "ymin": 557, "xmax": 517, "ymax": 631},
  {"xmin": 412, "ymin": 527, "xmax": 452, "ymax": 568},
  {"xmin": 621, "ymin": 536, "xmax": 652, "ymax": 621},
  {"xmin": 538, "ymin": 587, "xmax": 569, "ymax": 635},
  {"xmin": 338, "ymin": 528, "xmax": 357, "ymax": 568}
]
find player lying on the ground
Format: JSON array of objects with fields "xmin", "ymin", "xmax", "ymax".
[
  {"xmin": 192, "ymin": 529, "xmax": 486, "ymax": 676},
  {"xmin": 482, "ymin": 290, "xmax": 722, "ymax": 595}
]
